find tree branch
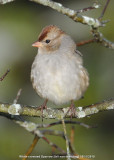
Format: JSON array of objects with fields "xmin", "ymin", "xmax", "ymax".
[
  {"xmin": 0, "ymin": 0, "xmax": 102, "ymax": 28},
  {"xmin": 0, "ymin": 0, "xmax": 14, "ymax": 4},
  {"xmin": 0, "ymin": 0, "xmax": 114, "ymax": 49},
  {"xmin": 30, "ymin": 0, "xmax": 101, "ymax": 28},
  {"xmin": 0, "ymin": 98, "xmax": 114, "ymax": 119}
]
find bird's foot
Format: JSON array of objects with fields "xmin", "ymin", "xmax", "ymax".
[
  {"xmin": 65, "ymin": 101, "xmax": 76, "ymax": 119},
  {"xmin": 37, "ymin": 99, "xmax": 48, "ymax": 122}
]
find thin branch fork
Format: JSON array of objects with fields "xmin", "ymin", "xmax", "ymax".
[
  {"xmin": 91, "ymin": 27, "xmax": 114, "ymax": 49},
  {"xmin": 16, "ymin": 119, "xmax": 90, "ymax": 160}
]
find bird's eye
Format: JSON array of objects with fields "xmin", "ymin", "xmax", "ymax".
[{"xmin": 45, "ymin": 39, "xmax": 51, "ymax": 44}]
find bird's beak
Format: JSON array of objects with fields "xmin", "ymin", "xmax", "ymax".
[{"xmin": 32, "ymin": 41, "xmax": 43, "ymax": 48}]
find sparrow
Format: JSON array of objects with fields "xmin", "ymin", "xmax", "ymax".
[{"xmin": 31, "ymin": 25, "xmax": 89, "ymax": 117}]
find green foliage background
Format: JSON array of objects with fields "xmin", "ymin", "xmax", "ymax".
[{"xmin": 0, "ymin": 0, "xmax": 114, "ymax": 160}]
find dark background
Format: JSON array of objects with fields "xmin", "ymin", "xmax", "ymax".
[{"xmin": 0, "ymin": 0, "xmax": 114, "ymax": 160}]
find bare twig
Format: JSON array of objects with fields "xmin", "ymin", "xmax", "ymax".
[
  {"xmin": 77, "ymin": 2, "xmax": 100, "ymax": 14},
  {"xmin": 41, "ymin": 129, "xmax": 64, "ymax": 137},
  {"xmin": 42, "ymin": 136, "xmax": 65, "ymax": 153},
  {"xmin": 99, "ymin": 0, "xmax": 111, "ymax": 20},
  {"xmin": 13, "ymin": 88, "xmax": 22, "ymax": 104},
  {"xmin": 61, "ymin": 118, "xmax": 71, "ymax": 160},
  {"xmin": 77, "ymin": 39, "xmax": 95, "ymax": 47},
  {"xmin": 23, "ymin": 135, "xmax": 39, "ymax": 160},
  {"xmin": 0, "ymin": 69, "xmax": 10, "ymax": 81},
  {"xmin": 37, "ymin": 120, "xmax": 94, "ymax": 129},
  {"xmin": 70, "ymin": 126, "xmax": 75, "ymax": 146}
]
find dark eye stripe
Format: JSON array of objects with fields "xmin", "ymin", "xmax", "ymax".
[{"xmin": 45, "ymin": 39, "xmax": 50, "ymax": 43}]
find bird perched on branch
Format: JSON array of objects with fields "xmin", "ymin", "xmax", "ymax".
[{"xmin": 31, "ymin": 25, "xmax": 89, "ymax": 117}]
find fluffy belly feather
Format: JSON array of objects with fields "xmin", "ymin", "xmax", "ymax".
[{"xmin": 31, "ymin": 54, "xmax": 89, "ymax": 105}]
